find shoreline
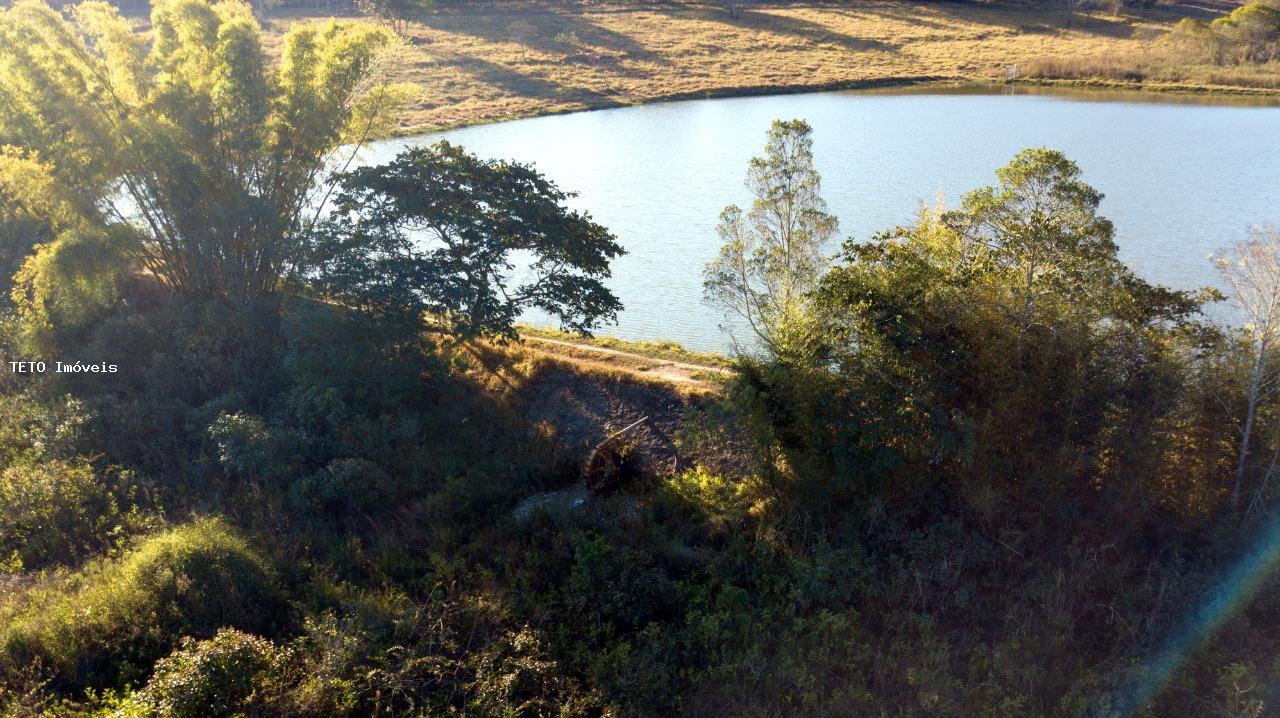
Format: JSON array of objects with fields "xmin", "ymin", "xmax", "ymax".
[
  {"xmin": 377, "ymin": 75, "xmax": 1280, "ymax": 139},
  {"xmin": 255, "ymin": 0, "xmax": 1280, "ymax": 140},
  {"xmin": 257, "ymin": 0, "xmax": 1280, "ymax": 139}
]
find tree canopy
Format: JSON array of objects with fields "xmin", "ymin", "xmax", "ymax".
[
  {"xmin": 758, "ymin": 148, "xmax": 1213, "ymax": 509},
  {"xmin": 0, "ymin": 0, "xmax": 407, "ymax": 307},
  {"xmin": 703, "ymin": 119, "xmax": 836, "ymax": 361},
  {"xmin": 309, "ymin": 141, "xmax": 625, "ymax": 341}
]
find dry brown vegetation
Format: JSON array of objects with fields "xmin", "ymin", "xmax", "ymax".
[
  {"xmin": 259, "ymin": 0, "xmax": 1273, "ymax": 134},
  {"xmin": 462, "ymin": 337, "xmax": 746, "ymax": 477},
  {"xmin": 1021, "ymin": 46, "xmax": 1280, "ymax": 88}
]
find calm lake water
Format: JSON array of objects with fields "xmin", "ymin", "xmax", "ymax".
[{"xmin": 363, "ymin": 86, "xmax": 1280, "ymax": 353}]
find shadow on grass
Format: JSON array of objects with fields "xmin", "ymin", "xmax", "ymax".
[
  {"xmin": 435, "ymin": 51, "xmax": 619, "ymax": 106},
  {"xmin": 422, "ymin": 9, "xmax": 668, "ymax": 65},
  {"xmin": 706, "ymin": 7, "xmax": 900, "ymax": 54},
  {"xmin": 709, "ymin": 2, "xmax": 1138, "ymax": 42}
]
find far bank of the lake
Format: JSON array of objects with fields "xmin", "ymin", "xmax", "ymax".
[{"xmin": 261, "ymin": 0, "xmax": 1280, "ymax": 137}]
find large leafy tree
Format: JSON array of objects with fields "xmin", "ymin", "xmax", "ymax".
[
  {"xmin": 309, "ymin": 141, "xmax": 624, "ymax": 341},
  {"xmin": 0, "ymin": 0, "xmax": 405, "ymax": 307},
  {"xmin": 941, "ymin": 148, "xmax": 1127, "ymax": 344},
  {"xmin": 703, "ymin": 119, "xmax": 837, "ymax": 361},
  {"xmin": 748, "ymin": 149, "xmax": 1212, "ymax": 515}
]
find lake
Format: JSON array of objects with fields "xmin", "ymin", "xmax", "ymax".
[{"xmin": 362, "ymin": 86, "xmax": 1280, "ymax": 353}]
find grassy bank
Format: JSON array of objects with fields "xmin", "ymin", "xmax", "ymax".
[
  {"xmin": 260, "ymin": 0, "xmax": 1273, "ymax": 135},
  {"xmin": 1020, "ymin": 50, "xmax": 1280, "ymax": 90},
  {"xmin": 518, "ymin": 324, "xmax": 730, "ymax": 369}
]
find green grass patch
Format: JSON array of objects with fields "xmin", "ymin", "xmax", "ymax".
[{"xmin": 0, "ymin": 519, "xmax": 284, "ymax": 691}]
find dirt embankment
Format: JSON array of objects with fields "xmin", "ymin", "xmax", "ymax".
[{"xmin": 474, "ymin": 333, "xmax": 749, "ymax": 490}]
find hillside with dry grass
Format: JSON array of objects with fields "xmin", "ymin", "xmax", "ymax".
[{"xmin": 259, "ymin": 0, "xmax": 1275, "ymax": 134}]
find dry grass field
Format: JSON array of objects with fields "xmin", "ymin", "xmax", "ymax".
[{"xmin": 258, "ymin": 0, "xmax": 1274, "ymax": 134}]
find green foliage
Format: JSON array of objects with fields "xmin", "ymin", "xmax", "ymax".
[
  {"xmin": 0, "ymin": 28, "xmax": 1276, "ymax": 712},
  {"xmin": 1170, "ymin": 2, "xmax": 1280, "ymax": 63},
  {"xmin": 0, "ymin": 460, "xmax": 156, "ymax": 571},
  {"xmin": 659, "ymin": 466, "xmax": 752, "ymax": 524},
  {"xmin": 115, "ymin": 629, "xmax": 281, "ymax": 718},
  {"xmin": 310, "ymin": 140, "xmax": 625, "ymax": 342},
  {"xmin": 1214, "ymin": 662, "xmax": 1266, "ymax": 718},
  {"xmin": 62, "ymin": 300, "xmax": 293, "ymax": 486},
  {"xmin": 703, "ymin": 119, "xmax": 837, "ymax": 361},
  {"xmin": 0, "ymin": 394, "xmax": 158, "ymax": 573},
  {"xmin": 356, "ymin": 0, "xmax": 433, "ymax": 34},
  {"xmin": 0, "ymin": 393, "xmax": 90, "ymax": 468},
  {"xmin": 207, "ymin": 412, "xmax": 281, "ymax": 481},
  {"xmin": 1212, "ymin": 2, "xmax": 1280, "ymax": 61},
  {"xmin": 942, "ymin": 148, "xmax": 1123, "ymax": 334},
  {"xmin": 0, "ymin": 0, "xmax": 405, "ymax": 306},
  {"xmin": 759, "ymin": 149, "xmax": 1215, "ymax": 517},
  {"xmin": 0, "ymin": 148, "xmax": 83, "ymax": 295},
  {"xmin": 0, "ymin": 519, "xmax": 284, "ymax": 690},
  {"xmin": 11, "ymin": 225, "xmax": 138, "ymax": 353},
  {"xmin": 288, "ymin": 458, "xmax": 397, "ymax": 528}
]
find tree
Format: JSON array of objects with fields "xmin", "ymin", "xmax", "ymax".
[
  {"xmin": 0, "ymin": 0, "xmax": 406, "ymax": 308},
  {"xmin": 703, "ymin": 119, "xmax": 837, "ymax": 361},
  {"xmin": 357, "ymin": 0, "xmax": 433, "ymax": 35},
  {"xmin": 1212, "ymin": 226, "xmax": 1280, "ymax": 509},
  {"xmin": 943, "ymin": 148, "xmax": 1123, "ymax": 347},
  {"xmin": 308, "ymin": 141, "xmax": 625, "ymax": 342},
  {"xmin": 1211, "ymin": 2, "xmax": 1280, "ymax": 62},
  {"xmin": 798, "ymin": 153, "xmax": 1207, "ymax": 514}
]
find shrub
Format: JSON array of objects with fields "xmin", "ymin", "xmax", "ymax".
[
  {"xmin": 0, "ymin": 460, "xmax": 156, "ymax": 570},
  {"xmin": 661, "ymin": 467, "xmax": 751, "ymax": 521},
  {"xmin": 10, "ymin": 226, "xmax": 137, "ymax": 354},
  {"xmin": 0, "ymin": 520, "xmax": 284, "ymax": 690},
  {"xmin": 207, "ymin": 412, "xmax": 307, "ymax": 484},
  {"xmin": 0, "ymin": 394, "xmax": 89, "ymax": 469},
  {"xmin": 116, "ymin": 629, "xmax": 281, "ymax": 718},
  {"xmin": 288, "ymin": 458, "xmax": 398, "ymax": 527},
  {"xmin": 1168, "ymin": 3, "xmax": 1280, "ymax": 64},
  {"xmin": 207, "ymin": 413, "xmax": 275, "ymax": 481},
  {"xmin": 1211, "ymin": 2, "xmax": 1280, "ymax": 61},
  {"xmin": 469, "ymin": 627, "xmax": 598, "ymax": 717}
]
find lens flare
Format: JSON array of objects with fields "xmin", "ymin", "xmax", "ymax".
[{"xmin": 1118, "ymin": 512, "xmax": 1280, "ymax": 714}]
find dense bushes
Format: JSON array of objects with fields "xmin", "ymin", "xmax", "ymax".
[
  {"xmin": 1171, "ymin": 1, "xmax": 1280, "ymax": 64},
  {"xmin": 116, "ymin": 629, "xmax": 282, "ymax": 718},
  {"xmin": 288, "ymin": 458, "xmax": 398, "ymax": 529},
  {"xmin": 0, "ymin": 460, "xmax": 155, "ymax": 571},
  {"xmin": 0, "ymin": 520, "xmax": 284, "ymax": 691},
  {"xmin": 0, "ymin": 391, "xmax": 159, "ymax": 572},
  {"xmin": 10, "ymin": 225, "xmax": 137, "ymax": 355}
]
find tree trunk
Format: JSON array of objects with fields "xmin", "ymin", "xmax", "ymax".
[{"xmin": 1233, "ymin": 350, "xmax": 1265, "ymax": 508}]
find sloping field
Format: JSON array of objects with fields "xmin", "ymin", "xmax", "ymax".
[{"xmin": 260, "ymin": 0, "xmax": 1257, "ymax": 134}]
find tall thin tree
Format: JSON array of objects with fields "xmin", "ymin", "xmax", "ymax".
[
  {"xmin": 703, "ymin": 119, "xmax": 837, "ymax": 361},
  {"xmin": 1213, "ymin": 225, "xmax": 1280, "ymax": 509}
]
